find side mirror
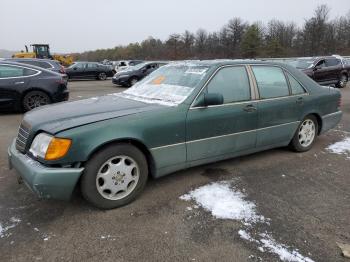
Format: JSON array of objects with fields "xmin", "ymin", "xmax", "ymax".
[
  {"xmin": 204, "ymin": 93, "xmax": 224, "ymax": 106},
  {"xmin": 194, "ymin": 93, "xmax": 224, "ymax": 107}
]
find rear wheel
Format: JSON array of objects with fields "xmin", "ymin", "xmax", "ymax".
[
  {"xmin": 22, "ymin": 91, "xmax": 51, "ymax": 112},
  {"xmin": 98, "ymin": 72, "xmax": 107, "ymax": 81},
  {"xmin": 289, "ymin": 115, "xmax": 318, "ymax": 152},
  {"xmin": 80, "ymin": 143, "xmax": 148, "ymax": 209},
  {"xmin": 337, "ymin": 74, "xmax": 348, "ymax": 88}
]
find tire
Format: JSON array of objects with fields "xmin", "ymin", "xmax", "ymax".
[
  {"xmin": 289, "ymin": 115, "xmax": 318, "ymax": 152},
  {"xmin": 80, "ymin": 143, "xmax": 148, "ymax": 209},
  {"xmin": 98, "ymin": 72, "xmax": 107, "ymax": 81},
  {"xmin": 22, "ymin": 90, "xmax": 51, "ymax": 112},
  {"xmin": 129, "ymin": 77, "xmax": 138, "ymax": 87},
  {"xmin": 336, "ymin": 74, "xmax": 348, "ymax": 88}
]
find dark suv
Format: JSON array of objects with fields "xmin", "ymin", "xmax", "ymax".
[
  {"xmin": 5, "ymin": 58, "xmax": 66, "ymax": 75},
  {"xmin": 112, "ymin": 61, "xmax": 167, "ymax": 87},
  {"xmin": 0, "ymin": 61, "xmax": 69, "ymax": 112},
  {"xmin": 66, "ymin": 62, "xmax": 114, "ymax": 80},
  {"xmin": 295, "ymin": 56, "xmax": 349, "ymax": 88}
]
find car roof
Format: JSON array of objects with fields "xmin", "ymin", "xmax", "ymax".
[
  {"xmin": 0, "ymin": 61, "xmax": 60, "ymax": 75},
  {"xmin": 5, "ymin": 58, "xmax": 61, "ymax": 67}
]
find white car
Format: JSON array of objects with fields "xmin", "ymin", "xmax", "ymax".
[{"xmin": 114, "ymin": 60, "xmax": 143, "ymax": 73}]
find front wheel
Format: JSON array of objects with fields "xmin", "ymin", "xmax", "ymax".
[
  {"xmin": 289, "ymin": 115, "xmax": 318, "ymax": 152},
  {"xmin": 80, "ymin": 143, "xmax": 148, "ymax": 209},
  {"xmin": 129, "ymin": 77, "xmax": 138, "ymax": 87}
]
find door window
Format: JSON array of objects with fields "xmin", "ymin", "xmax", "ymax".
[
  {"xmin": 325, "ymin": 58, "xmax": 340, "ymax": 67},
  {"xmin": 0, "ymin": 65, "xmax": 37, "ymax": 78},
  {"xmin": 206, "ymin": 66, "xmax": 251, "ymax": 103},
  {"xmin": 251, "ymin": 66, "xmax": 289, "ymax": 99},
  {"xmin": 286, "ymin": 72, "xmax": 306, "ymax": 95},
  {"xmin": 87, "ymin": 63, "xmax": 97, "ymax": 69},
  {"xmin": 315, "ymin": 60, "xmax": 326, "ymax": 68}
]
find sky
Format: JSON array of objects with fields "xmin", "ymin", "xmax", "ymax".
[{"xmin": 0, "ymin": 0, "xmax": 349, "ymax": 53}]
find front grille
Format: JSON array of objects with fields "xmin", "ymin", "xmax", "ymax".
[{"xmin": 16, "ymin": 122, "xmax": 31, "ymax": 153}]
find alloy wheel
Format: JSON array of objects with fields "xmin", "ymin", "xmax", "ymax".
[
  {"xmin": 96, "ymin": 155, "xmax": 140, "ymax": 200},
  {"xmin": 298, "ymin": 119, "xmax": 316, "ymax": 147}
]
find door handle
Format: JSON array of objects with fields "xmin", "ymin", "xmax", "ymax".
[
  {"xmin": 14, "ymin": 81, "xmax": 24, "ymax": 85},
  {"xmin": 243, "ymin": 104, "xmax": 257, "ymax": 112},
  {"xmin": 296, "ymin": 97, "xmax": 303, "ymax": 104}
]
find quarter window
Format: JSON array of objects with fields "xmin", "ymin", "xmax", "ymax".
[
  {"xmin": 286, "ymin": 72, "xmax": 306, "ymax": 95},
  {"xmin": 252, "ymin": 66, "xmax": 289, "ymax": 99},
  {"xmin": 0, "ymin": 65, "xmax": 37, "ymax": 78},
  {"xmin": 206, "ymin": 66, "xmax": 251, "ymax": 103}
]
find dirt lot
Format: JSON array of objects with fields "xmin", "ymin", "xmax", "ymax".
[{"xmin": 0, "ymin": 80, "xmax": 349, "ymax": 262}]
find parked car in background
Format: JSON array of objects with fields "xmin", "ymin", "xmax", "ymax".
[
  {"xmin": 8, "ymin": 60, "xmax": 342, "ymax": 209},
  {"xmin": 0, "ymin": 61, "xmax": 68, "ymax": 112},
  {"xmin": 5, "ymin": 58, "xmax": 66, "ymax": 75},
  {"xmin": 114, "ymin": 60, "xmax": 144, "ymax": 73},
  {"xmin": 294, "ymin": 56, "xmax": 349, "ymax": 88},
  {"xmin": 66, "ymin": 62, "xmax": 114, "ymax": 80},
  {"xmin": 112, "ymin": 61, "xmax": 167, "ymax": 87}
]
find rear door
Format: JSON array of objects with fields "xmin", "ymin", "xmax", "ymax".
[
  {"xmin": 251, "ymin": 65, "xmax": 303, "ymax": 147},
  {"xmin": 186, "ymin": 65, "xmax": 257, "ymax": 161},
  {"xmin": 85, "ymin": 63, "xmax": 98, "ymax": 77},
  {"xmin": 0, "ymin": 65, "xmax": 33, "ymax": 109}
]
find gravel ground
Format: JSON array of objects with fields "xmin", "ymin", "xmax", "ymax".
[{"xmin": 0, "ymin": 80, "xmax": 349, "ymax": 262}]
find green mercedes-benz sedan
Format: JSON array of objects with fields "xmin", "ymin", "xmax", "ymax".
[{"xmin": 8, "ymin": 60, "xmax": 342, "ymax": 209}]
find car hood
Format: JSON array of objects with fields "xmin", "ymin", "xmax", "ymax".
[{"xmin": 23, "ymin": 95, "xmax": 162, "ymax": 134}]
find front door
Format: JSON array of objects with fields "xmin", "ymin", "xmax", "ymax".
[
  {"xmin": 186, "ymin": 66, "xmax": 257, "ymax": 162},
  {"xmin": 0, "ymin": 65, "xmax": 29, "ymax": 109},
  {"xmin": 250, "ymin": 65, "xmax": 302, "ymax": 147},
  {"xmin": 70, "ymin": 63, "xmax": 86, "ymax": 78},
  {"xmin": 313, "ymin": 59, "xmax": 328, "ymax": 84}
]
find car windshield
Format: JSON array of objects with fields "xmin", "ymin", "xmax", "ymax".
[
  {"xmin": 128, "ymin": 62, "xmax": 148, "ymax": 71},
  {"xmin": 116, "ymin": 63, "xmax": 210, "ymax": 106},
  {"xmin": 292, "ymin": 59, "xmax": 316, "ymax": 69}
]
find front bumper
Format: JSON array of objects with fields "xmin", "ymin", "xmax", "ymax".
[
  {"xmin": 8, "ymin": 140, "xmax": 83, "ymax": 201},
  {"xmin": 112, "ymin": 76, "xmax": 129, "ymax": 86}
]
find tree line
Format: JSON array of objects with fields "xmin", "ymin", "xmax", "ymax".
[{"xmin": 75, "ymin": 5, "xmax": 350, "ymax": 61}]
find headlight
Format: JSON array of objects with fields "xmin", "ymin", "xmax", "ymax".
[{"xmin": 29, "ymin": 133, "xmax": 72, "ymax": 160}]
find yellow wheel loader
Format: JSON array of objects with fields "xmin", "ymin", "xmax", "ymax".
[{"xmin": 12, "ymin": 44, "xmax": 74, "ymax": 67}]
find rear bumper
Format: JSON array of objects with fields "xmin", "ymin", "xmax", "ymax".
[
  {"xmin": 320, "ymin": 111, "xmax": 342, "ymax": 134},
  {"xmin": 53, "ymin": 89, "xmax": 69, "ymax": 102},
  {"xmin": 8, "ymin": 140, "xmax": 83, "ymax": 201}
]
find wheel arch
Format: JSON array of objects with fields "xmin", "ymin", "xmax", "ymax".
[
  {"xmin": 85, "ymin": 138, "xmax": 156, "ymax": 178},
  {"xmin": 21, "ymin": 88, "xmax": 53, "ymax": 109},
  {"xmin": 304, "ymin": 112, "xmax": 323, "ymax": 135}
]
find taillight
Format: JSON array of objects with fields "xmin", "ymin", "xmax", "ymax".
[
  {"xmin": 55, "ymin": 78, "xmax": 66, "ymax": 85},
  {"xmin": 59, "ymin": 66, "xmax": 66, "ymax": 74}
]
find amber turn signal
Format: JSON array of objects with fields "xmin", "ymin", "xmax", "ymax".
[{"xmin": 45, "ymin": 138, "xmax": 72, "ymax": 160}]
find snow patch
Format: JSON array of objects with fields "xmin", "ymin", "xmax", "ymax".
[
  {"xmin": 260, "ymin": 233, "xmax": 314, "ymax": 262},
  {"xmin": 180, "ymin": 182, "xmax": 264, "ymax": 223},
  {"xmin": 0, "ymin": 217, "xmax": 21, "ymax": 238},
  {"xmin": 327, "ymin": 137, "xmax": 350, "ymax": 158},
  {"xmin": 180, "ymin": 181, "xmax": 314, "ymax": 262}
]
